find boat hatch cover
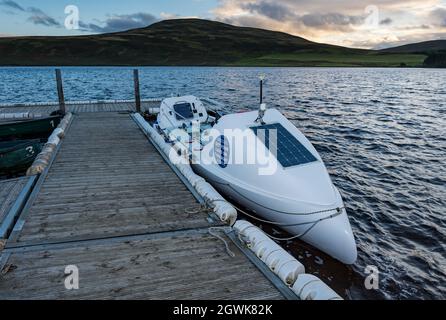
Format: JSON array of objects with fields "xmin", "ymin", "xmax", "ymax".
[
  {"xmin": 174, "ymin": 103, "xmax": 195, "ymax": 120},
  {"xmin": 251, "ymin": 123, "xmax": 318, "ymax": 168}
]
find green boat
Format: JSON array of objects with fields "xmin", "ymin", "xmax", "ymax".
[
  {"xmin": 0, "ymin": 140, "xmax": 43, "ymax": 174},
  {"xmin": 0, "ymin": 116, "xmax": 62, "ymax": 141}
]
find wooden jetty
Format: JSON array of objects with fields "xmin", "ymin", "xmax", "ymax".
[
  {"xmin": 0, "ymin": 178, "xmax": 30, "ymax": 225},
  {"xmin": 0, "ymin": 106, "xmax": 295, "ymax": 300},
  {"xmin": 0, "ymin": 176, "xmax": 36, "ymax": 240},
  {"xmin": 0, "ymin": 100, "xmax": 159, "ymax": 115}
]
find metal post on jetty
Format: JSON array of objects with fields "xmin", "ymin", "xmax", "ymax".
[
  {"xmin": 133, "ymin": 69, "xmax": 141, "ymax": 113},
  {"xmin": 55, "ymin": 69, "xmax": 66, "ymax": 115}
]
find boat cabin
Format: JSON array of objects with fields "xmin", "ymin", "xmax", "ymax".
[{"xmin": 157, "ymin": 96, "xmax": 210, "ymax": 131}]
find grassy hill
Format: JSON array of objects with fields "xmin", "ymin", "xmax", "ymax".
[
  {"xmin": 0, "ymin": 18, "xmax": 435, "ymax": 67},
  {"xmin": 381, "ymin": 40, "xmax": 446, "ymax": 54},
  {"xmin": 380, "ymin": 40, "xmax": 446, "ymax": 67}
]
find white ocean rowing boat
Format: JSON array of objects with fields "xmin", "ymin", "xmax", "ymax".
[{"xmin": 147, "ymin": 94, "xmax": 357, "ymax": 264}]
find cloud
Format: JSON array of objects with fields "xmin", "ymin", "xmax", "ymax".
[
  {"xmin": 0, "ymin": 1, "xmax": 61, "ymax": 27},
  {"xmin": 218, "ymin": 1, "xmax": 368, "ymax": 36},
  {"xmin": 80, "ymin": 12, "xmax": 158, "ymax": 33},
  {"xmin": 160, "ymin": 12, "xmax": 181, "ymax": 20},
  {"xmin": 224, "ymin": 1, "xmax": 367, "ymax": 34},
  {"xmin": 27, "ymin": 7, "xmax": 60, "ymax": 27},
  {"xmin": 300, "ymin": 13, "xmax": 364, "ymax": 30},
  {"xmin": 430, "ymin": 7, "xmax": 446, "ymax": 27},
  {"xmin": 241, "ymin": 1, "xmax": 365, "ymax": 29},
  {"xmin": 213, "ymin": 0, "xmax": 446, "ymax": 48},
  {"xmin": 380, "ymin": 18, "xmax": 393, "ymax": 25},
  {"xmin": 243, "ymin": 1, "xmax": 293, "ymax": 21},
  {"xmin": 0, "ymin": 0, "xmax": 24, "ymax": 12}
]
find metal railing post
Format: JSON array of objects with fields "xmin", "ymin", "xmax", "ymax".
[{"xmin": 133, "ymin": 69, "xmax": 141, "ymax": 113}]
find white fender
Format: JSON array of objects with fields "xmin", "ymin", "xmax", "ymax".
[
  {"xmin": 26, "ymin": 113, "xmax": 72, "ymax": 176},
  {"xmin": 58, "ymin": 113, "xmax": 72, "ymax": 132},
  {"xmin": 233, "ymin": 220, "xmax": 305, "ymax": 285},
  {"xmin": 233, "ymin": 220, "xmax": 254, "ymax": 234},
  {"xmin": 292, "ymin": 274, "xmax": 343, "ymax": 300},
  {"xmin": 47, "ymin": 130, "xmax": 62, "ymax": 146},
  {"xmin": 275, "ymin": 256, "xmax": 305, "ymax": 285}
]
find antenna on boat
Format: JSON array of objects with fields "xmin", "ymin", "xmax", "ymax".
[
  {"xmin": 256, "ymin": 74, "xmax": 267, "ymax": 125},
  {"xmin": 259, "ymin": 74, "xmax": 265, "ymax": 105}
]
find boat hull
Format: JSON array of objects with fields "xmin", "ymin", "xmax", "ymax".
[
  {"xmin": 193, "ymin": 163, "xmax": 358, "ymax": 265},
  {"xmin": 0, "ymin": 140, "xmax": 43, "ymax": 174},
  {"xmin": 0, "ymin": 116, "xmax": 62, "ymax": 140},
  {"xmin": 152, "ymin": 96, "xmax": 358, "ymax": 264}
]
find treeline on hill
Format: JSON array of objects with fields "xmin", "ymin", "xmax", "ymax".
[{"xmin": 423, "ymin": 52, "xmax": 446, "ymax": 67}]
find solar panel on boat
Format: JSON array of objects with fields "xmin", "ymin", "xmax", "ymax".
[{"xmin": 251, "ymin": 123, "xmax": 318, "ymax": 168}]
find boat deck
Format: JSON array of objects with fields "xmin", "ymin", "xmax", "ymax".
[{"xmin": 0, "ymin": 108, "xmax": 288, "ymax": 300}]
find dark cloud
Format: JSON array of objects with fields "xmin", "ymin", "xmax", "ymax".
[
  {"xmin": 399, "ymin": 24, "xmax": 430, "ymax": 30},
  {"xmin": 1, "ymin": 2, "xmax": 156, "ymax": 32},
  {"xmin": 214, "ymin": 0, "xmax": 446, "ymax": 49},
  {"xmin": 380, "ymin": 18, "xmax": 393, "ymax": 26},
  {"xmin": 300, "ymin": 13, "xmax": 364, "ymax": 29},
  {"xmin": 0, "ymin": 0, "xmax": 25, "ymax": 12},
  {"xmin": 27, "ymin": 7, "xmax": 61, "ymax": 27},
  {"xmin": 80, "ymin": 13, "xmax": 158, "ymax": 33},
  {"xmin": 236, "ymin": 1, "xmax": 365, "ymax": 32},
  {"xmin": 0, "ymin": 1, "xmax": 61, "ymax": 27},
  {"xmin": 243, "ymin": 1, "xmax": 294, "ymax": 21},
  {"xmin": 430, "ymin": 8, "xmax": 446, "ymax": 27}
]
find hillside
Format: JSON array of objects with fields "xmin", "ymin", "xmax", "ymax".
[
  {"xmin": 381, "ymin": 40, "xmax": 446, "ymax": 54},
  {"xmin": 380, "ymin": 40, "xmax": 446, "ymax": 67},
  {"xmin": 0, "ymin": 19, "xmax": 435, "ymax": 67}
]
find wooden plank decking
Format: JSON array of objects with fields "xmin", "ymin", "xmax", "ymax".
[
  {"xmin": 0, "ymin": 177, "xmax": 30, "ymax": 225},
  {"xmin": 0, "ymin": 230, "xmax": 284, "ymax": 300},
  {"xmin": 8, "ymin": 112, "xmax": 209, "ymax": 245},
  {"xmin": 0, "ymin": 101, "xmax": 159, "ymax": 116},
  {"xmin": 0, "ymin": 110, "xmax": 286, "ymax": 300}
]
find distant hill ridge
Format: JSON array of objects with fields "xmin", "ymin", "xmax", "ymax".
[
  {"xmin": 0, "ymin": 18, "xmax": 444, "ymax": 67},
  {"xmin": 382, "ymin": 40, "xmax": 446, "ymax": 53}
]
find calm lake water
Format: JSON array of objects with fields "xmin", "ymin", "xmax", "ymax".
[{"xmin": 0, "ymin": 67, "xmax": 445, "ymax": 300}]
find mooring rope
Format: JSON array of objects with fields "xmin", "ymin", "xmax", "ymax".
[
  {"xmin": 184, "ymin": 205, "xmax": 208, "ymax": 215},
  {"xmin": 181, "ymin": 175, "xmax": 344, "ymax": 242},
  {"xmin": 208, "ymin": 227, "xmax": 236, "ymax": 258},
  {"xmin": 183, "ymin": 205, "xmax": 235, "ymax": 257},
  {"xmin": 205, "ymin": 177, "xmax": 344, "ymax": 217},
  {"xmin": 210, "ymin": 198, "xmax": 343, "ymax": 226},
  {"xmin": 208, "ymin": 198, "xmax": 344, "ymax": 241}
]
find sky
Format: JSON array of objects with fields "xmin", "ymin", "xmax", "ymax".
[{"xmin": 0, "ymin": 0, "xmax": 445, "ymax": 49}]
